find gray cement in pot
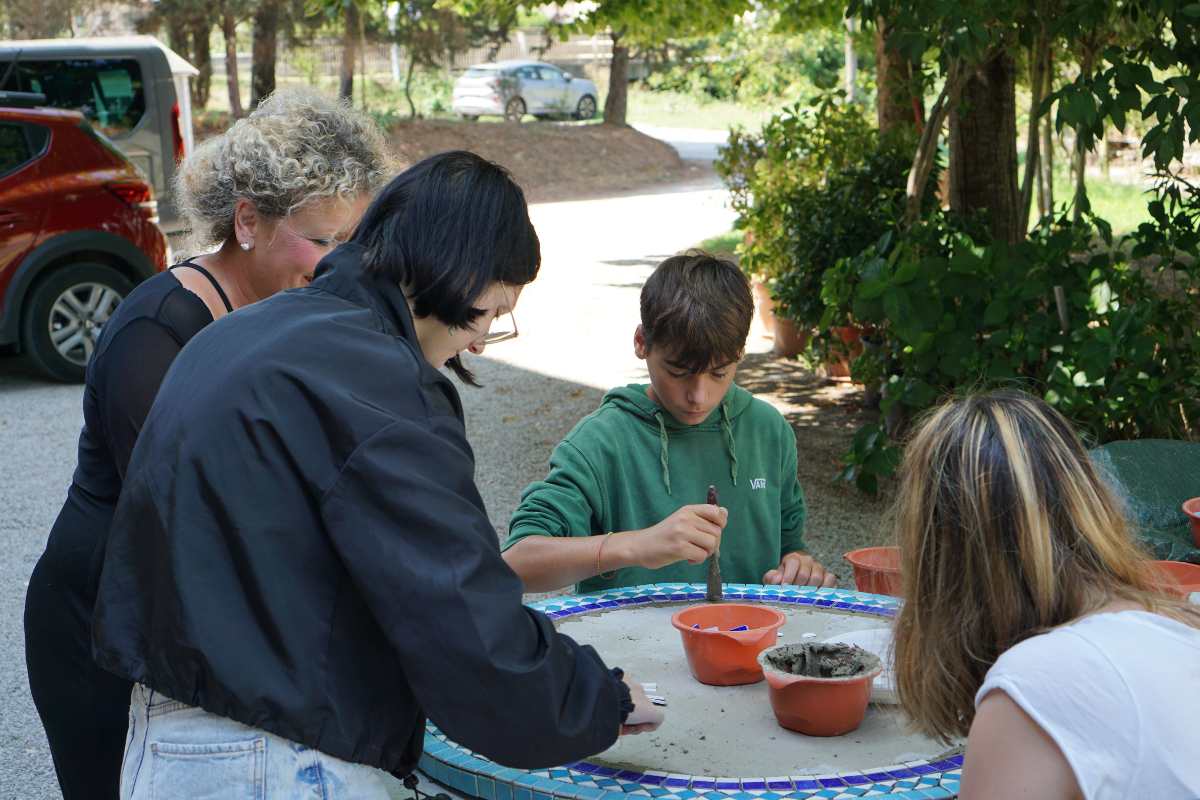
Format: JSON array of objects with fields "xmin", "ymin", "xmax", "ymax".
[{"xmin": 558, "ymin": 603, "xmax": 959, "ymax": 777}]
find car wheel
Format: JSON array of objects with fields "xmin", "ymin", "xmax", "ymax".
[
  {"xmin": 461, "ymin": 114, "xmax": 479, "ymax": 122},
  {"xmin": 21, "ymin": 262, "xmax": 133, "ymax": 383},
  {"xmin": 575, "ymin": 95, "xmax": 597, "ymax": 120},
  {"xmin": 504, "ymin": 97, "xmax": 527, "ymax": 122}
]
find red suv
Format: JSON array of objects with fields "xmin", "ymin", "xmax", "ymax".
[{"xmin": 0, "ymin": 90, "xmax": 167, "ymax": 381}]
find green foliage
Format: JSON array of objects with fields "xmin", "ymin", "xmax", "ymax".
[
  {"xmin": 716, "ymin": 94, "xmax": 931, "ymax": 330},
  {"xmin": 821, "ymin": 209, "xmax": 1200, "ymax": 491},
  {"xmin": 567, "ymin": 0, "xmax": 751, "ymax": 45},
  {"xmin": 644, "ymin": 19, "xmax": 871, "ymax": 106}
]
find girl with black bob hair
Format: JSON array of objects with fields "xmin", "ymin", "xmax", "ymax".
[
  {"xmin": 92, "ymin": 150, "xmax": 661, "ymax": 797},
  {"xmin": 353, "ymin": 149, "xmax": 540, "ymax": 385}
]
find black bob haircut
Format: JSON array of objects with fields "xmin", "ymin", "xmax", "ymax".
[{"xmin": 350, "ymin": 150, "xmax": 540, "ymax": 384}]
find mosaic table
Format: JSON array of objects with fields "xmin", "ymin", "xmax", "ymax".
[{"xmin": 420, "ymin": 584, "xmax": 964, "ymax": 800}]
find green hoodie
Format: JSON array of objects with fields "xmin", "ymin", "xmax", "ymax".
[{"xmin": 505, "ymin": 383, "xmax": 807, "ymax": 594}]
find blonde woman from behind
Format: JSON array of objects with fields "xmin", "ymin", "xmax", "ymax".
[{"xmin": 892, "ymin": 390, "xmax": 1200, "ymax": 800}]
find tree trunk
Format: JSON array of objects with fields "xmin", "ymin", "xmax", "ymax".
[
  {"xmin": 1072, "ymin": 47, "xmax": 1096, "ymax": 222},
  {"xmin": 844, "ymin": 17, "xmax": 857, "ymax": 102},
  {"xmin": 222, "ymin": 11, "xmax": 243, "ymax": 118},
  {"xmin": 404, "ymin": 56, "xmax": 416, "ymax": 119},
  {"xmin": 191, "ymin": 17, "xmax": 213, "ymax": 110},
  {"xmin": 875, "ymin": 17, "xmax": 923, "ymax": 134},
  {"xmin": 339, "ymin": 0, "xmax": 359, "ymax": 101},
  {"xmin": 604, "ymin": 32, "xmax": 629, "ymax": 126},
  {"xmin": 1042, "ymin": 49, "xmax": 1057, "ymax": 217},
  {"xmin": 904, "ymin": 62, "xmax": 965, "ymax": 226},
  {"xmin": 949, "ymin": 51, "xmax": 1022, "ymax": 244},
  {"xmin": 166, "ymin": 16, "xmax": 189, "ymax": 58},
  {"xmin": 1019, "ymin": 27, "xmax": 1048, "ymax": 233},
  {"xmin": 250, "ymin": 0, "xmax": 280, "ymax": 109}
]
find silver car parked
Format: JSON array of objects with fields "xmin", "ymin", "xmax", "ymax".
[{"xmin": 452, "ymin": 60, "xmax": 598, "ymax": 122}]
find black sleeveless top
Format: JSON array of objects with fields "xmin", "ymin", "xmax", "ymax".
[{"xmin": 39, "ymin": 262, "xmax": 232, "ymax": 595}]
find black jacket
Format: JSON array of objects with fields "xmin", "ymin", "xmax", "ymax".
[{"xmin": 92, "ymin": 244, "xmax": 626, "ymax": 773}]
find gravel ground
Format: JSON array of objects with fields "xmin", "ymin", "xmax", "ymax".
[{"xmin": 0, "ymin": 164, "xmax": 885, "ymax": 798}]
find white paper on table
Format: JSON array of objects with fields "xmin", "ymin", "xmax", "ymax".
[{"xmin": 821, "ymin": 627, "xmax": 898, "ymax": 704}]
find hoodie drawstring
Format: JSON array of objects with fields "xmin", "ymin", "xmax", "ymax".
[
  {"xmin": 654, "ymin": 410, "xmax": 672, "ymax": 495},
  {"xmin": 720, "ymin": 402, "xmax": 739, "ymax": 486},
  {"xmin": 654, "ymin": 402, "xmax": 739, "ymax": 494}
]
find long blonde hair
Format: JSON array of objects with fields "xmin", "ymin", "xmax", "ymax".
[{"xmin": 893, "ymin": 390, "xmax": 1199, "ymax": 741}]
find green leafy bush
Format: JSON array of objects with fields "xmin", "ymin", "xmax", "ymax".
[
  {"xmin": 716, "ymin": 95, "xmax": 878, "ymax": 327},
  {"xmin": 822, "ymin": 209, "xmax": 1200, "ymax": 492}
]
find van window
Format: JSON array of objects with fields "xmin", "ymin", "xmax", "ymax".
[{"xmin": 2, "ymin": 59, "xmax": 146, "ymax": 138}]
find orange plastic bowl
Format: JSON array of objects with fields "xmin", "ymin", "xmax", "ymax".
[
  {"xmin": 670, "ymin": 604, "xmax": 786, "ymax": 686},
  {"xmin": 1183, "ymin": 498, "xmax": 1200, "ymax": 548},
  {"xmin": 1151, "ymin": 560, "xmax": 1200, "ymax": 600},
  {"xmin": 843, "ymin": 546, "xmax": 902, "ymax": 597}
]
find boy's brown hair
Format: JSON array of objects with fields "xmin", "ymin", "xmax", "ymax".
[{"xmin": 640, "ymin": 251, "xmax": 753, "ymax": 373}]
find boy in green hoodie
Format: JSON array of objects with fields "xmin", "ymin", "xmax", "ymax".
[{"xmin": 503, "ymin": 252, "xmax": 836, "ymax": 595}]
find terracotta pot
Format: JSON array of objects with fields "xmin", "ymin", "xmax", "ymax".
[
  {"xmin": 1151, "ymin": 560, "xmax": 1200, "ymax": 599},
  {"xmin": 843, "ymin": 546, "xmax": 902, "ymax": 597},
  {"xmin": 671, "ymin": 604, "xmax": 786, "ymax": 686},
  {"xmin": 1183, "ymin": 498, "xmax": 1200, "ymax": 548},
  {"xmin": 757, "ymin": 643, "xmax": 883, "ymax": 736},
  {"xmin": 751, "ymin": 277, "xmax": 776, "ymax": 336},
  {"xmin": 773, "ymin": 317, "xmax": 810, "ymax": 358},
  {"xmin": 825, "ymin": 326, "xmax": 864, "ymax": 379}
]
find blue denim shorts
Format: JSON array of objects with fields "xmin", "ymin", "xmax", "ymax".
[{"xmin": 120, "ymin": 683, "xmax": 397, "ymax": 799}]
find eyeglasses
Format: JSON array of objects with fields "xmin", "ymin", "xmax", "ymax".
[{"xmin": 480, "ymin": 285, "xmax": 519, "ymax": 345}]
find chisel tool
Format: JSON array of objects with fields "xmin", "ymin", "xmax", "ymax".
[{"xmin": 706, "ymin": 484, "xmax": 722, "ymax": 602}]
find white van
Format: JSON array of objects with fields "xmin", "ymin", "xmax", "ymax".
[{"xmin": 0, "ymin": 36, "xmax": 197, "ymax": 233}]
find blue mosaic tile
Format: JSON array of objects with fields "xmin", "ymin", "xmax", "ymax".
[
  {"xmin": 515, "ymin": 788, "xmax": 533, "ymax": 800},
  {"xmin": 839, "ymin": 775, "xmax": 870, "ymax": 787},
  {"xmin": 617, "ymin": 771, "xmax": 644, "ymax": 782},
  {"xmin": 690, "ymin": 779, "xmax": 716, "ymax": 790},
  {"xmin": 861, "ymin": 773, "xmax": 892, "ymax": 783},
  {"xmin": 741, "ymin": 781, "xmax": 766, "ymax": 791},
  {"xmin": 909, "ymin": 765, "xmax": 939, "ymax": 777},
  {"xmin": 637, "ymin": 775, "xmax": 665, "ymax": 787},
  {"xmin": 765, "ymin": 779, "xmax": 793, "ymax": 791},
  {"xmin": 496, "ymin": 782, "xmax": 514, "ymax": 800},
  {"xmin": 886, "ymin": 770, "xmax": 918, "ymax": 780},
  {"xmin": 478, "ymin": 778, "xmax": 497, "ymax": 800},
  {"xmin": 714, "ymin": 780, "xmax": 740, "ymax": 791},
  {"xmin": 817, "ymin": 778, "xmax": 846, "ymax": 789},
  {"xmin": 791, "ymin": 780, "xmax": 819, "ymax": 791}
]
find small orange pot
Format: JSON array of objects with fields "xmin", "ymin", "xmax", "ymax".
[
  {"xmin": 843, "ymin": 546, "xmax": 902, "ymax": 597},
  {"xmin": 1183, "ymin": 498, "xmax": 1200, "ymax": 548},
  {"xmin": 757, "ymin": 643, "xmax": 883, "ymax": 736},
  {"xmin": 671, "ymin": 604, "xmax": 786, "ymax": 686},
  {"xmin": 772, "ymin": 317, "xmax": 810, "ymax": 358},
  {"xmin": 1151, "ymin": 560, "xmax": 1200, "ymax": 599}
]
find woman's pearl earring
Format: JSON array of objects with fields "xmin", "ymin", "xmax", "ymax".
[{"xmin": 240, "ymin": 240, "xmax": 253, "ymax": 251}]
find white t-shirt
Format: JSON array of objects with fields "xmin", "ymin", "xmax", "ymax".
[{"xmin": 975, "ymin": 611, "xmax": 1200, "ymax": 800}]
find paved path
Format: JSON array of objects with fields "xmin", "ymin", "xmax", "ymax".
[{"xmin": 0, "ymin": 174, "xmax": 744, "ymax": 798}]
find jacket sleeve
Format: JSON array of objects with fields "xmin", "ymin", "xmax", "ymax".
[
  {"xmin": 779, "ymin": 421, "xmax": 808, "ymax": 556},
  {"xmin": 320, "ymin": 416, "xmax": 624, "ymax": 769},
  {"xmin": 504, "ymin": 440, "xmax": 605, "ymax": 551}
]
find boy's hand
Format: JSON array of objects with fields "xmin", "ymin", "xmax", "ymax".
[
  {"xmin": 763, "ymin": 552, "xmax": 837, "ymax": 588},
  {"xmin": 621, "ymin": 676, "xmax": 664, "ymax": 735},
  {"xmin": 632, "ymin": 505, "xmax": 726, "ymax": 569}
]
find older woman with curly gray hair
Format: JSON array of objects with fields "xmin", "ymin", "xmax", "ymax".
[{"xmin": 24, "ymin": 88, "xmax": 389, "ymax": 800}]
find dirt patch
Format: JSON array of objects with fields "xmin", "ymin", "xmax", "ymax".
[
  {"xmin": 763, "ymin": 642, "xmax": 881, "ymax": 678},
  {"xmin": 195, "ymin": 112, "xmax": 691, "ymax": 203},
  {"xmin": 384, "ymin": 119, "xmax": 689, "ymax": 202}
]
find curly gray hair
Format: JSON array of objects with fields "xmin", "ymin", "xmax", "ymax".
[{"xmin": 176, "ymin": 88, "xmax": 390, "ymax": 249}]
